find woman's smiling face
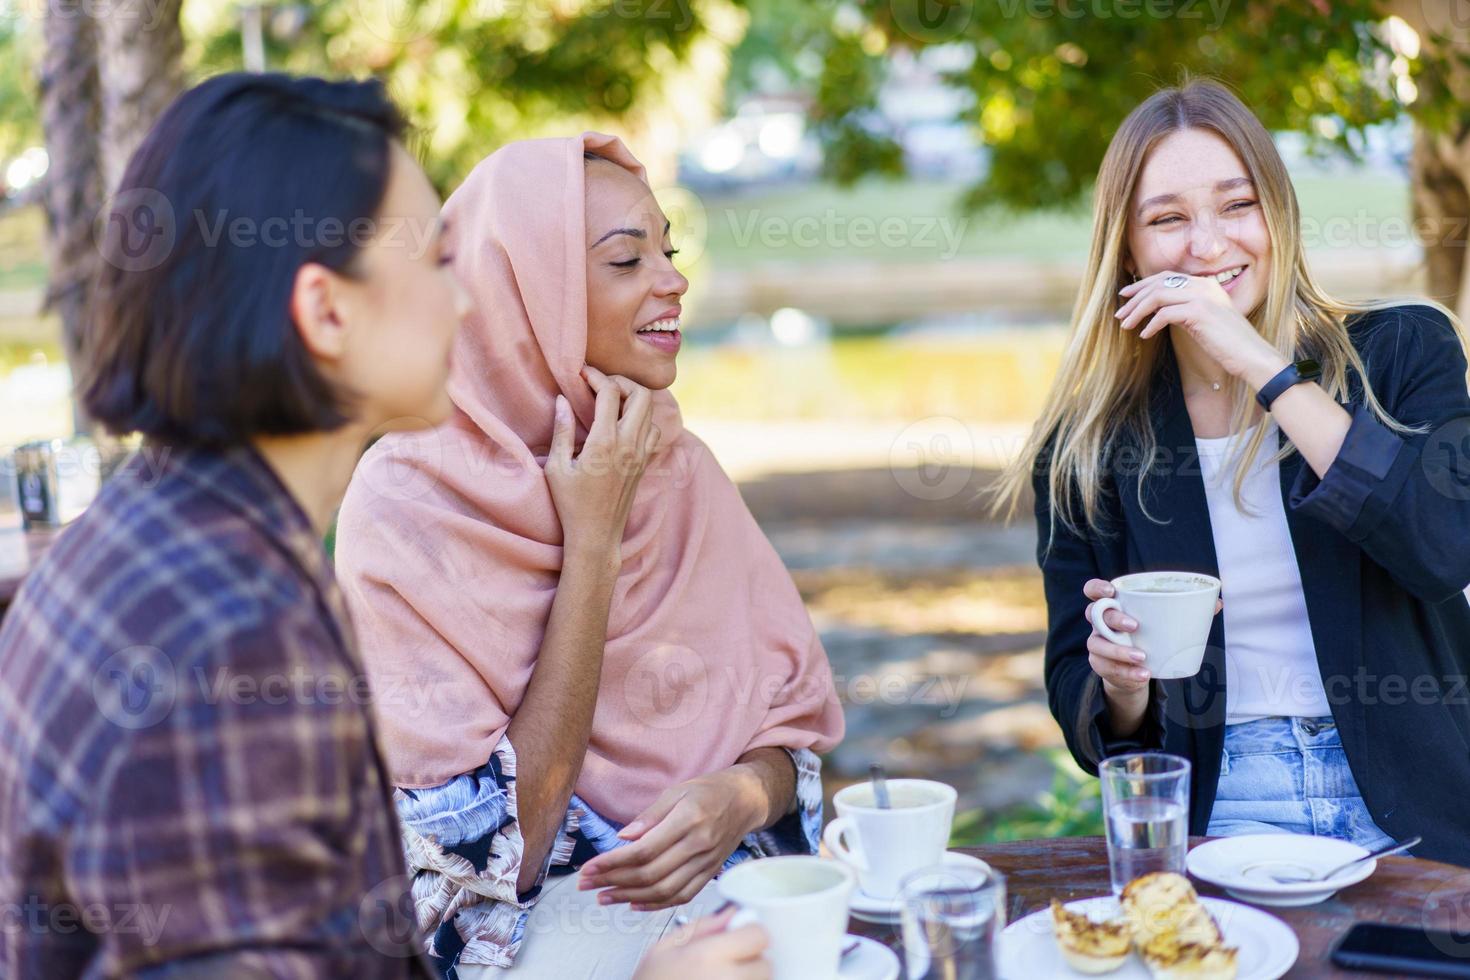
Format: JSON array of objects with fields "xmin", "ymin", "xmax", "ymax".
[
  {"xmin": 1126, "ymin": 127, "xmax": 1271, "ymax": 318},
  {"xmin": 583, "ymin": 158, "xmax": 689, "ymax": 390}
]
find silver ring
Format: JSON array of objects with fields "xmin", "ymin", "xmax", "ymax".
[{"xmin": 1163, "ymin": 273, "xmax": 1189, "ymax": 288}]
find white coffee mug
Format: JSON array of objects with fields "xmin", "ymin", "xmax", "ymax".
[
  {"xmin": 1090, "ymin": 571, "xmax": 1221, "ymax": 679},
  {"xmin": 717, "ymin": 856, "xmax": 856, "ymax": 980},
  {"xmin": 822, "ymin": 778, "xmax": 957, "ymax": 900}
]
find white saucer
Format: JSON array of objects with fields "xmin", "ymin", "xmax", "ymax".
[
  {"xmin": 848, "ymin": 851, "xmax": 995, "ymax": 923},
  {"xmin": 839, "ymin": 934, "xmax": 900, "ymax": 980},
  {"xmin": 1000, "ymin": 895, "xmax": 1298, "ymax": 980},
  {"xmin": 1186, "ymin": 834, "xmax": 1376, "ymax": 907}
]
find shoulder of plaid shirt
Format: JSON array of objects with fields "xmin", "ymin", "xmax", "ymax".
[{"xmin": 0, "ymin": 443, "xmax": 436, "ymax": 979}]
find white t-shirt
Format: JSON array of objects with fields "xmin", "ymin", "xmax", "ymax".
[{"xmin": 1195, "ymin": 422, "xmax": 1331, "ymax": 724}]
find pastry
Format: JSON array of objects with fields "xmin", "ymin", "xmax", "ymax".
[
  {"xmin": 1120, "ymin": 872, "xmax": 1205, "ymax": 946},
  {"xmin": 1121, "ymin": 873, "xmax": 1237, "ymax": 980},
  {"xmin": 1048, "ymin": 872, "xmax": 1237, "ymax": 978},
  {"xmin": 1050, "ymin": 898, "xmax": 1132, "ymax": 974},
  {"xmin": 1138, "ymin": 933, "xmax": 1239, "ymax": 980}
]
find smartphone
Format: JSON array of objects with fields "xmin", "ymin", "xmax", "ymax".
[{"xmin": 1330, "ymin": 922, "xmax": 1470, "ymax": 977}]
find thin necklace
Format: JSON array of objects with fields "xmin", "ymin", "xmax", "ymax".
[{"xmin": 1185, "ymin": 378, "xmax": 1226, "ymax": 396}]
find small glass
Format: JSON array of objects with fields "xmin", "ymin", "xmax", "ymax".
[
  {"xmin": 0, "ymin": 448, "xmax": 20, "ymax": 530},
  {"xmin": 1100, "ymin": 752, "xmax": 1191, "ymax": 895},
  {"xmin": 899, "ymin": 862, "xmax": 1005, "ymax": 980}
]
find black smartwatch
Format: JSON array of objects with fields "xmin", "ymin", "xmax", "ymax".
[{"xmin": 1255, "ymin": 358, "xmax": 1322, "ymax": 411}]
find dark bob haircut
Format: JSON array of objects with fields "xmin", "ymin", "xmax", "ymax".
[{"xmin": 81, "ymin": 72, "xmax": 407, "ymax": 445}]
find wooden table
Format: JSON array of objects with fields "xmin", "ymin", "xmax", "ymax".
[
  {"xmin": 850, "ymin": 836, "xmax": 1470, "ymax": 978},
  {"xmin": 0, "ymin": 526, "xmax": 55, "ymax": 619}
]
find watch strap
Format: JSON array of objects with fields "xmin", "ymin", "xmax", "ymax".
[{"xmin": 1256, "ymin": 358, "xmax": 1321, "ymax": 411}]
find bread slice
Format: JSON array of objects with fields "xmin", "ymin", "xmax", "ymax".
[
  {"xmin": 1121, "ymin": 873, "xmax": 1237, "ymax": 980},
  {"xmin": 1050, "ymin": 899, "xmax": 1131, "ymax": 974},
  {"xmin": 1120, "ymin": 872, "xmax": 1204, "ymax": 946},
  {"xmin": 1170, "ymin": 902, "xmax": 1224, "ymax": 948},
  {"xmin": 1138, "ymin": 934, "xmax": 1238, "ymax": 980}
]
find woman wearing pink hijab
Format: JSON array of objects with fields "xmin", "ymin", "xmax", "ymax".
[{"xmin": 334, "ymin": 133, "xmax": 844, "ymax": 977}]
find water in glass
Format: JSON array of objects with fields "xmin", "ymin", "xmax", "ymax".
[{"xmin": 1106, "ymin": 796, "xmax": 1187, "ymax": 894}]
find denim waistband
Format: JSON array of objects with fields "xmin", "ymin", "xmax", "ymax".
[{"xmin": 1223, "ymin": 716, "xmax": 1339, "ymax": 755}]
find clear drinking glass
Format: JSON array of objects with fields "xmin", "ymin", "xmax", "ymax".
[
  {"xmin": 898, "ymin": 862, "xmax": 1006, "ymax": 980},
  {"xmin": 1099, "ymin": 752, "xmax": 1191, "ymax": 895},
  {"xmin": 0, "ymin": 449, "xmax": 19, "ymax": 530}
]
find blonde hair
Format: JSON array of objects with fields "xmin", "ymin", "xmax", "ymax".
[{"xmin": 992, "ymin": 77, "xmax": 1466, "ymax": 544}]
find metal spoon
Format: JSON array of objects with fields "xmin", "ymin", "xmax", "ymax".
[
  {"xmin": 869, "ymin": 763, "xmax": 892, "ymax": 810},
  {"xmin": 1258, "ymin": 835, "xmax": 1421, "ymax": 884}
]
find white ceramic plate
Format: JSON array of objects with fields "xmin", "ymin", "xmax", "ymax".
[
  {"xmin": 848, "ymin": 851, "xmax": 994, "ymax": 923},
  {"xmin": 839, "ymin": 934, "xmax": 899, "ymax": 980},
  {"xmin": 1186, "ymin": 834, "xmax": 1375, "ymax": 907},
  {"xmin": 998, "ymin": 895, "xmax": 1299, "ymax": 980}
]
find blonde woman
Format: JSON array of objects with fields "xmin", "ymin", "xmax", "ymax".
[{"xmin": 994, "ymin": 79, "xmax": 1470, "ymax": 866}]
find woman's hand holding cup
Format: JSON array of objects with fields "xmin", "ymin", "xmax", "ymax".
[
  {"xmin": 1082, "ymin": 576, "xmax": 1224, "ymax": 737},
  {"xmin": 1083, "ymin": 578, "xmax": 1149, "ymax": 695}
]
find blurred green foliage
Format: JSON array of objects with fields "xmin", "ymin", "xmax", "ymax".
[
  {"xmin": 0, "ymin": 20, "xmax": 41, "ymax": 162},
  {"xmin": 750, "ymin": 0, "xmax": 1461, "ymax": 211},
  {"xmin": 6, "ymin": 1, "xmax": 1462, "ymax": 207},
  {"xmin": 950, "ymin": 748, "xmax": 1105, "ymax": 844},
  {"xmin": 2, "ymin": 0, "xmax": 745, "ymax": 192},
  {"xmin": 183, "ymin": 0, "xmax": 743, "ymax": 191}
]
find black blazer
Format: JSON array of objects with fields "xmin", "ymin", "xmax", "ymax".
[{"xmin": 1036, "ymin": 304, "xmax": 1470, "ymax": 867}]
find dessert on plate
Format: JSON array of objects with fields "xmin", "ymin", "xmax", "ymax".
[
  {"xmin": 1049, "ymin": 872, "xmax": 1238, "ymax": 978},
  {"xmin": 1051, "ymin": 899, "xmax": 1133, "ymax": 974}
]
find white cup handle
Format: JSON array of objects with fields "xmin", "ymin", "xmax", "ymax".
[
  {"xmin": 1090, "ymin": 596, "xmax": 1133, "ymax": 647},
  {"xmin": 822, "ymin": 816, "xmax": 869, "ymax": 874}
]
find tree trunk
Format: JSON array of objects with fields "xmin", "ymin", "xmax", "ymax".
[
  {"xmin": 36, "ymin": 0, "xmax": 184, "ymax": 435},
  {"xmin": 37, "ymin": 0, "xmax": 103, "ymax": 435},
  {"xmin": 1409, "ymin": 126, "xmax": 1470, "ymax": 323},
  {"xmin": 95, "ymin": 0, "xmax": 185, "ymax": 193},
  {"xmin": 1386, "ymin": 0, "xmax": 1470, "ymax": 324}
]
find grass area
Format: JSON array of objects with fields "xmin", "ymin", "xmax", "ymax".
[
  {"xmin": 0, "ymin": 168, "xmax": 1408, "ymax": 440},
  {"xmin": 697, "ymin": 170, "xmax": 1410, "ymax": 268},
  {"xmin": 0, "ymin": 336, "xmax": 60, "ymax": 371},
  {"xmin": 699, "ymin": 180, "xmax": 1093, "ymax": 267},
  {"xmin": 671, "ymin": 331, "xmax": 1066, "ymax": 423},
  {"xmin": 0, "ymin": 338, "xmax": 71, "ymax": 447},
  {"xmin": 0, "ymin": 169, "xmax": 1416, "ymax": 292},
  {"xmin": 4, "ymin": 328, "xmax": 1066, "ymax": 445},
  {"xmin": 1, "ymin": 331, "xmax": 1068, "ymax": 445},
  {"xmin": 0, "ymin": 205, "xmax": 46, "ymax": 291}
]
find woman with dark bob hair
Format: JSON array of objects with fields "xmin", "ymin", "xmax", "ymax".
[
  {"xmin": 0, "ymin": 72, "xmax": 473, "ymax": 976},
  {"xmin": 0, "ymin": 72, "xmax": 764, "ymax": 980}
]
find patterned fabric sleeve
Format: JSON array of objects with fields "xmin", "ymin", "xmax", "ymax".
[{"xmin": 394, "ymin": 737, "xmax": 533, "ymax": 969}]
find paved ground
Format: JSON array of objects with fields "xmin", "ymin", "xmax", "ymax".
[{"xmin": 734, "ymin": 461, "xmax": 1067, "ymax": 819}]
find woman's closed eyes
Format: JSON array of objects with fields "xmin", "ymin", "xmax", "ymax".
[
  {"xmin": 1147, "ymin": 199, "xmax": 1258, "ymax": 227},
  {"xmin": 609, "ymin": 249, "xmax": 679, "ymax": 270}
]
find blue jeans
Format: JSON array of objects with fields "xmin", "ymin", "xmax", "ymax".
[{"xmin": 1205, "ymin": 716, "xmax": 1398, "ymax": 851}]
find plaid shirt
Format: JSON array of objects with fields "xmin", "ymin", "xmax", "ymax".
[{"xmin": 0, "ymin": 443, "xmax": 434, "ymax": 979}]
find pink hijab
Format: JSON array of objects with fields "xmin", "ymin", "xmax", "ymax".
[{"xmin": 335, "ymin": 133, "xmax": 843, "ymax": 824}]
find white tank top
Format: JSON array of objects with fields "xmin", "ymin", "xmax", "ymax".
[{"xmin": 1195, "ymin": 422, "xmax": 1330, "ymax": 724}]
